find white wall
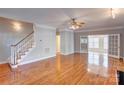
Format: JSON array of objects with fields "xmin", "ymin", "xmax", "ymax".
[
  {"xmin": 0, "ymin": 17, "xmax": 33, "ymax": 63},
  {"xmin": 60, "ymin": 31, "xmax": 74, "ymax": 55},
  {"xmin": 20, "ymin": 25, "xmax": 56, "ymax": 65}
]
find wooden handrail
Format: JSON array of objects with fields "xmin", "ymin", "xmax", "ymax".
[
  {"xmin": 11, "ymin": 31, "xmax": 34, "ymax": 46},
  {"xmin": 10, "ymin": 31, "xmax": 35, "ymax": 66}
]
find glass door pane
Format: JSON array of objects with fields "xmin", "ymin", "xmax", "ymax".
[{"xmin": 108, "ymin": 34, "xmax": 120, "ymax": 58}]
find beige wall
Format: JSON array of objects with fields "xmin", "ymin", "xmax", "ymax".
[
  {"xmin": 56, "ymin": 35, "xmax": 61, "ymax": 53},
  {"xmin": 0, "ymin": 17, "xmax": 33, "ymax": 63}
]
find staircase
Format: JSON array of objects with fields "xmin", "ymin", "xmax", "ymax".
[{"xmin": 10, "ymin": 31, "xmax": 35, "ymax": 68}]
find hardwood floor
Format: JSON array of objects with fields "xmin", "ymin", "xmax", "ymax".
[{"xmin": 0, "ymin": 52, "xmax": 124, "ymax": 85}]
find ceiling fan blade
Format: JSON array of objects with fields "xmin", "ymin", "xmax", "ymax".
[
  {"xmin": 72, "ymin": 15, "xmax": 85, "ymax": 19},
  {"xmin": 80, "ymin": 22, "xmax": 85, "ymax": 24}
]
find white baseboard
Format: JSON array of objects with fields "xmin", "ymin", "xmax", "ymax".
[
  {"xmin": 0, "ymin": 61, "xmax": 8, "ymax": 64},
  {"xmin": 61, "ymin": 52, "xmax": 74, "ymax": 55},
  {"xmin": 74, "ymin": 51, "xmax": 80, "ymax": 53},
  {"xmin": 108, "ymin": 55, "xmax": 120, "ymax": 59},
  {"xmin": 19, "ymin": 55, "xmax": 56, "ymax": 66},
  {"xmin": 0, "ymin": 57, "xmax": 11, "ymax": 64}
]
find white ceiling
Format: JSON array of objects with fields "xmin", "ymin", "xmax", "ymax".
[{"xmin": 0, "ymin": 8, "xmax": 124, "ymax": 31}]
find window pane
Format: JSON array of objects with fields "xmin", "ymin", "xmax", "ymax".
[
  {"xmin": 104, "ymin": 37, "xmax": 108, "ymax": 49},
  {"xmin": 88, "ymin": 42, "xmax": 93, "ymax": 48},
  {"xmin": 93, "ymin": 38, "xmax": 99, "ymax": 48}
]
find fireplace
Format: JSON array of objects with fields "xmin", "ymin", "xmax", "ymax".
[{"xmin": 117, "ymin": 70, "xmax": 124, "ymax": 85}]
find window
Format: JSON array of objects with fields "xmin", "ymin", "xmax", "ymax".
[
  {"xmin": 103, "ymin": 36, "xmax": 108, "ymax": 49},
  {"xmin": 88, "ymin": 36, "xmax": 99, "ymax": 48},
  {"xmin": 94, "ymin": 38, "xmax": 99, "ymax": 48}
]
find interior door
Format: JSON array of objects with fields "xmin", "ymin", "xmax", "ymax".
[
  {"xmin": 80, "ymin": 36, "xmax": 88, "ymax": 53},
  {"xmin": 108, "ymin": 34, "xmax": 120, "ymax": 58}
]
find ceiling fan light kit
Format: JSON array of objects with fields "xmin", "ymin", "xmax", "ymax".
[
  {"xmin": 69, "ymin": 25, "xmax": 79, "ymax": 30},
  {"xmin": 69, "ymin": 18, "xmax": 85, "ymax": 30}
]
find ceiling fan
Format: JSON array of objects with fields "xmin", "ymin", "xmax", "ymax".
[
  {"xmin": 57, "ymin": 17, "xmax": 85, "ymax": 31},
  {"xmin": 68, "ymin": 18, "xmax": 85, "ymax": 30}
]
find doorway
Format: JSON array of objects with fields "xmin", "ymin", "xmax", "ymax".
[
  {"xmin": 88, "ymin": 35, "xmax": 108, "ymax": 53},
  {"xmin": 108, "ymin": 34, "xmax": 120, "ymax": 58},
  {"xmin": 80, "ymin": 35, "xmax": 109, "ymax": 54},
  {"xmin": 80, "ymin": 34, "xmax": 120, "ymax": 58}
]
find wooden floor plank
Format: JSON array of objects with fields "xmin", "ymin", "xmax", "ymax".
[{"xmin": 0, "ymin": 53, "xmax": 124, "ymax": 85}]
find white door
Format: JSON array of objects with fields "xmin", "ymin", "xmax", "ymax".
[
  {"xmin": 88, "ymin": 35, "xmax": 108, "ymax": 53},
  {"xmin": 108, "ymin": 34, "xmax": 120, "ymax": 58},
  {"xmin": 80, "ymin": 36, "xmax": 88, "ymax": 53}
]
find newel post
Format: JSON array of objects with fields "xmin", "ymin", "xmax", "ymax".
[{"xmin": 10, "ymin": 45, "xmax": 18, "ymax": 68}]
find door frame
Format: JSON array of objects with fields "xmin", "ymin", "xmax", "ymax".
[
  {"xmin": 108, "ymin": 34, "xmax": 120, "ymax": 59},
  {"xmin": 80, "ymin": 36, "xmax": 88, "ymax": 53}
]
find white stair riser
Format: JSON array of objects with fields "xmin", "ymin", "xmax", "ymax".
[{"xmin": 17, "ymin": 45, "xmax": 35, "ymax": 63}]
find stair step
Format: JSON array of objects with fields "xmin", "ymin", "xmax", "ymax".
[
  {"xmin": 11, "ymin": 32, "xmax": 35, "ymax": 66},
  {"xmin": 16, "ymin": 44, "xmax": 35, "ymax": 63},
  {"xmin": 16, "ymin": 50, "xmax": 30, "ymax": 63}
]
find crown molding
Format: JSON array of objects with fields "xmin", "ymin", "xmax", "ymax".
[
  {"xmin": 58, "ymin": 28, "xmax": 74, "ymax": 32},
  {"xmin": 34, "ymin": 23, "xmax": 56, "ymax": 30},
  {"xmin": 74, "ymin": 26, "xmax": 124, "ymax": 33}
]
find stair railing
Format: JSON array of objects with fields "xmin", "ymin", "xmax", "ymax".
[{"xmin": 10, "ymin": 31, "xmax": 34, "ymax": 67}]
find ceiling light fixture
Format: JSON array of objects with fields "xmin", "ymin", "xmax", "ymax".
[
  {"xmin": 111, "ymin": 8, "xmax": 116, "ymax": 19},
  {"xmin": 13, "ymin": 22, "xmax": 22, "ymax": 31},
  {"xmin": 69, "ymin": 18, "xmax": 85, "ymax": 30}
]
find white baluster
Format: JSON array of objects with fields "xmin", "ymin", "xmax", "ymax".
[{"xmin": 10, "ymin": 32, "xmax": 34, "ymax": 68}]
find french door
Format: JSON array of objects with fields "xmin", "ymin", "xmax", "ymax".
[
  {"xmin": 108, "ymin": 34, "xmax": 120, "ymax": 58},
  {"xmin": 80, "ymin": 36, "xmax": 88, "ymax": 53}
]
